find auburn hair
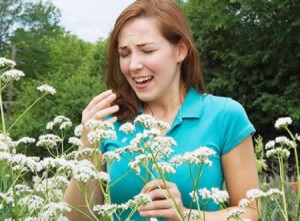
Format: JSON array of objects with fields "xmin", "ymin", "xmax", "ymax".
[{"xmin": 106, "ymin": 0, "xmax": 206, "ymax": 122}]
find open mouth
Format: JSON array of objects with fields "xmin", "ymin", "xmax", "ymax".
[{"xmin": 134, "ymin": 76, "xmax": 154, "ymax": 84}]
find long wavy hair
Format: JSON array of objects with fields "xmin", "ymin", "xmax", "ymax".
[{"xmin": 106, "ymin": 0, "xmax": 206, "ymax": 122}]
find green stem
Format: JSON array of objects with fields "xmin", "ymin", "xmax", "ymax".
[
  {"xmin": 7, "ymin": 94, "xmax": 46, "ymax": 132},
  {"xmin": 286, "ymin": 128, "xmax": 300, "ymax": 219},
  {"xmin": 0, "ymin": 81, "xmax": 7, "ymax": 133},
  {"xmin": 278, "ymin": 156, "xmax": 288, "ymax": 221},
  {"xmin": 187, "ymin": 164, "xmax": 204, "ymax": 221}
]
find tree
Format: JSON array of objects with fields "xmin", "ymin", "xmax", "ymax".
[
  {"xmin": 183, "ymin": 0, "xmax": 300, "ymax": 140},
  {"xmin": 11, "ymin": 0, "xmax": 64, "ymax": 78},
  {"xmin": 0, "ymin": 0, "xmax": 22, "ymax": 56}
]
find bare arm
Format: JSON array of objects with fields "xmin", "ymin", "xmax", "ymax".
[
  {"xmin": 63, "ymin": 90, "xmax": 119, "ymax": 221},
  {"xmin": 204, "ymin": 135, "xmax": 260, "ymax": 221}
]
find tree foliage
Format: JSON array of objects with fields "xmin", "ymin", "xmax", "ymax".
[
  {"xmin": 0, "ymin": 0, "xmax": 22, "ymax": 55},
  {"xmin": 183, "ymin": 0, "xmax": 300, "ymax": 139},
  {"xmin": 10, "ymin": 35, "xmax": 107, "ymax": 155}
]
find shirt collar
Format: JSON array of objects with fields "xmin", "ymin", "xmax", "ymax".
[{"xmin": 179, "ymin": 87, "xmax": 204, "ymax": 119}]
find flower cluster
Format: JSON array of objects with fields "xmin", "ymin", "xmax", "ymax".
[
  {"xmin": 0, "ymin": 58, "xmax": 16, "ymax": 68},
  {"xmin": 37, "ymin": 84, "xmax": 56, "ymax": 95},
  {"xmin": 1, "ymin": 69, "xmax": 25, "ymax": 82}
]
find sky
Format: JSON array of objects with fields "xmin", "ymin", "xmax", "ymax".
[{"xmin": 50, "ymin": 0, "xmax": 135, "ymax": 43}]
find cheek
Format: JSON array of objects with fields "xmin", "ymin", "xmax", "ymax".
[{"xmin": 119, "ymin": 59, "xmax": 129, "ymax": 76}]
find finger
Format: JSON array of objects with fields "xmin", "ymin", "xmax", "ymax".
[
  {"xmin": 93, "ymin": 105, "xmax": 119, "ymax": 121},
  {"xmin": 147, "ymin": 188, "xmax": 169, "ymax": 201},
  {"xmin": 139, "ymin": 208, "xmax": 175, "ymax": 219},
  {"xmin": 82, "ymin": 95, "xmax": 118, "ymax": 124},
  {"xmin": 142, "ymin": 179, "xmax": 174, "ymax": 193},
  {"xmin": 106, "ymin": 116, "xmax": 118, "ymax": 124},
  {"xmin": 87, "ymin": 93, "xmax": 117, "ymax": 118},
  {"xmin": 85, "ymin": 90, "xmax": 113, "ymax": 112},
  {"xmin": 139, "ymin": 199, "xmax": 170, "ymax": 211}
]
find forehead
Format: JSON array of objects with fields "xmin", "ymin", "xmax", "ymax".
[{"xmin": 118, "ymin": 17, "xmax": 164, "ymax": 47}]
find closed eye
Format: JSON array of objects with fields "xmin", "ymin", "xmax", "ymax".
[
  {"xmin": 143, "ymin": 50, "xmax": 155, "ymax": 54},
  {"xmin": 119, "ymin": 52, "xmax": 130, "ymax": 58}
]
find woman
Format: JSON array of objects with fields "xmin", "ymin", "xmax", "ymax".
[{"xmin": 64, "ymin": 0, "xmax": 260, "ymax": 220}]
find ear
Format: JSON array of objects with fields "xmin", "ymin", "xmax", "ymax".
[{"xmin": 176, "ymin": 40, "xmax": 188, "ymax": 63}]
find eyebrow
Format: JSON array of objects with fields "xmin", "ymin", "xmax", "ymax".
[{"xmin": 118, "ymin": 42, "xmax": 156, "ymax": 50}]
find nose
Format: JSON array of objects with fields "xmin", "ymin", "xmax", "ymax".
[{"xmin": 129, "ymin": 53, "xmax": 143, "ymax": 72}]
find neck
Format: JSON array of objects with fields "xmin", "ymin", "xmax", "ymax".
[{"xmin": 143, "ymin": 87, "xmax": 187, "ymax": 124}]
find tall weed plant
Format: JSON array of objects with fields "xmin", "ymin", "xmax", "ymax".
[{"xmin": 0, "ymin": 57, "xmax": 299, "ymax": 220}]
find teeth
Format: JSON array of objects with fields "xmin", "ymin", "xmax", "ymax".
[{"xmin": 135, "ymin": 76, "xmax": 152, "ymax": 83}]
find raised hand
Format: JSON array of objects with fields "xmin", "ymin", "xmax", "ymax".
[{"xmin": 80, "ymin": 89, "xmax": 119, "ymax": 149}]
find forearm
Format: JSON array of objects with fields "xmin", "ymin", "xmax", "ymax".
[
  {"xmin": 64, "ymin": 178, "xmax": 103, "ymax": 221},
  {"xmin": 185, "ymin": 206, "xmax": 259, "ymax": 221},
  {"xmin": 64, "ymin": 141, "xmax": 104, "ymax": 220},
  {"xmin": 205, "ymin": 207, "xmax": 258, "ymax": 221}
]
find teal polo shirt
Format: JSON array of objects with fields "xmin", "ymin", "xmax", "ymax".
[{"xmin": 101, "ymin": 87, "xmax": 255, "ymax": 220}]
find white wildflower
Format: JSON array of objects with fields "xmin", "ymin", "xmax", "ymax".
[
  {"xmin": 0, "ymin": 133, "xmax": 15, "ymax": 151},
  {"xmin": 71, "ymin": 159, "xmax": 110, "ymax": 183},
  {"xmin": 266, "ymin": 148, "xmax": 290, "ymax": 158},
  {"xmin": 152, "ymin": 136, "xmax": 176, "ymax": 157},
  {"xmin": 134, "ymin": 114, "xmax": 156, "ymax": 128},
  {"xmin": 18, "ymin": 195, "xmax": 44, "ymax": 214},
  {"xmin": 68, "ymin": 137, "xmax": 82, "ymax": 147},
  {"xmin": 93, "ymin": 204, "xmax": 118, "ymax": 216},
  {"xmin": 39, "ymin": 202, "xmax": 71, "ymax": 220},
  {"xmin": 0, "ymin": 152, "xmax": 11, "ymax": 162},
  {"xmin": 226, "ymin": 208, "xmax": 245, "ymax": 219},
  {"xmin": 37, "ymin": 84, "xmax": 56, "ymax": 95},
  {"xmin": 183, "ymin": 210, "xmax": 202, "ymax": 221},
  {"xmin": 46, "ymin": 115, "xmax": 72, "ymax": 130},
  {"xmin": 189, "ymin": 190, "xmax": 199, "ymax": 202},
  {"xmin": 155, "ymin": 120, "xmax": 170, "ymax": 131},
  {"xmin": 238, "ymin": 198, "xmax": 250, "ymax": 208},
  {"xmin": 0, "ymin": 141, "xmax": 8, "ymax": 151},
  {"xmin": 85, "ymin": 119, "xmax": 114, "ymax": 130},
  {"xmin": 265, "ymin": 188, "xmax": 283, "ymax": 199},
  {"xmin": 74, "ymin": 148, "xmax": 100, "ymax": 161},
  {"xmin": 265, "ymin": 140, "xmax": 275, "ymax": 149},
  {"xmin": 119, "ymin": 122, "xmax": 135, "ymax": 134},
  {"xmin": 128, "ymin": 154, "xmax": 147, "ymax": 175},
  {"xmin": 74, "ymin": 124, "xmax": 83, "ymax": 137},
  {"xmin": 170, "ymin": 146, "xmax": 215, "ymax": 167},
  {"xmin": 102, "ymin": 151, "xmax": 121, "ymax": 164},
  {"xmin": 0, "ymin": 57, "xmax": 16, "ymax": 67},
  {"xmin": 152, "ymin": 162, "xmax": 176, "ymax": 174},
  {"xmin": 274, "ymin": 117, "xmax": 292, "ymax": 129},
  {"xmin": 210, "ymin": 188, "xmax": 229, "ymax": 204},
  {"xmin": 98, "ymin": 171, "xmax": 110, "ymax": 183},
  {"xmin": 275, "ymin": 136, "xmax": 294, "ymax": 147},
  {"xmin": 1, "ymin": 69, "xmax": 25, "ymax": 82},
  {"xmin": 10, "ymin": 154, "xmax": 39, "ymax": 173},
  {"xmin": 297, "ymin": 134, "xmax": 300, "ymax": 142},
  {"xmin": 131, "ymin": 193, "xmax": 152, "ymax": 207},
  {"xmin": 87, "ymin": 129, "xmax": 116, "ymax": 144},
  {"xmin": 147, "ymin": 128, "xmax": 161, "ymax": 136},
  {"xmin": 198, "ymin": 188, "xmax": 212, "ymax": 200},
  {"xmin": 246, "ymin": 189, "xmax": 265, "ymax": 201},
  {"xmin": 16, "ymin": 137, "xmax": 35, "ymax": 146},
  {"xmin": 37, "ymin": 134, "xmax": 62, "ymax": 149}
]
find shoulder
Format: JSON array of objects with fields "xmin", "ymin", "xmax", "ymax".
[{"xmin": 202, "ymin": 94, "xmax": 246, "ymax": 116}]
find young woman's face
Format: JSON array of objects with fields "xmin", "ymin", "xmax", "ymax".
[{"xmin": 118, "ymin": 17, "xmax": 183, "ymax": 103}]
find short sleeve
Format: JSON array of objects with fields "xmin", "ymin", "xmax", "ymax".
[{"xmin": 221, "ymin": 98, "xmax": 255, "ymax": 155}]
